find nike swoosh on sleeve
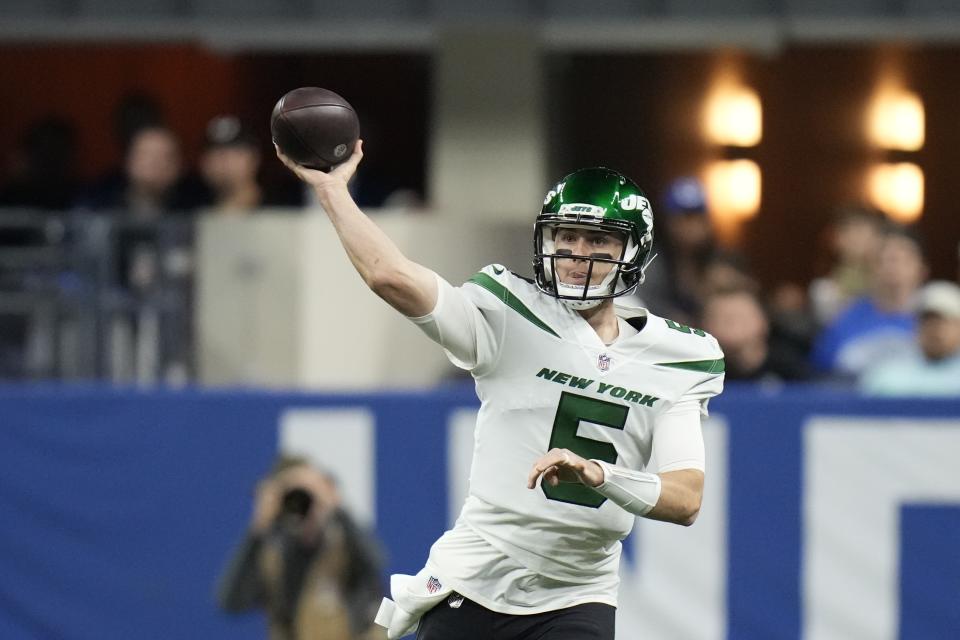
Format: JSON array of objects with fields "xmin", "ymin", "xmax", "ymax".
[{"xmin": 654, "ymin": 358, "xmax": 725, "ymax": 374}]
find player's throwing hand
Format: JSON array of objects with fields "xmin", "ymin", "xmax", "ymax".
[
  {"xmin": 526, "ymin": 448, "xmax": 605, "ymax": 490},
  {"xmin": 275, "ymin": 138, "xmax": 363, "ymax": 192}
]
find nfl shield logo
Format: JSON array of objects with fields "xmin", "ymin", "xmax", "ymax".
[
  {"xmin": 426, "ymin": 576, "xmax": 442, "ymax": 594},
  {"xmin": 597, "ymin": 353, "xmax": 611, "ymax": 371}
]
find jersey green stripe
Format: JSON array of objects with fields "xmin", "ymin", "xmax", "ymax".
[
  {"xmin": 467, "ymin": 273, "xmax": 560, "ymax": 339},
  {"xmin": 655, "ymin": 358, "xmax": 726, "ymax": 374}
]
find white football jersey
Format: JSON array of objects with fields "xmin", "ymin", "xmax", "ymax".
[{"xmin": 409, "ymin": 264, "xmax": 725, "ymax": 612}]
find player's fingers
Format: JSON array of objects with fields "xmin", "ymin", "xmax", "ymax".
[
  {"xmin": 527, "ymin": 449, "xmax": 570, "ymax": 488},
  {"xmin": 544, "ymin": 466, "xmax": 561, "ymax": 487},
  {"xmin": 526, "ymin": 463, "xmax": 545, "ymax": 489},
  {"xmin": 536, "ymin": 465, "xmax": 561, "ymax": 488},
  {"xmin": 276, "ymin": 151, "xmax": 307, "ymax": 178},
  {"xmin": 275, "ymin": 145, "xmax": 324, "ymax": 181},
  {"xmin": 527, "ymin": 449, "xmax": 576, "ymax": 489},
  {"xmin": 548, "ymin": 448, "xmax": 575, "ymax": 468},
  {"xmin": 334, "ymin": 140, "xmax": 364, "ymax": 176},
  {"xmin": 274, "ymin": 144, "xmax": 296, "ymax": 168},
  {"xmin": 526, "ymin": 456, "xmax": 556, "ymax": 488}
]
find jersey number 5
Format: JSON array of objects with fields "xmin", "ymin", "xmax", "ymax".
[{"xmin": 543, "ymin": 391, "xmax": 628, "ymax": 508}]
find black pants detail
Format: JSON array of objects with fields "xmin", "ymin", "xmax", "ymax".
[{"xmin": 416, "ymin": 593, "xmax": 615, "ymax": 640}]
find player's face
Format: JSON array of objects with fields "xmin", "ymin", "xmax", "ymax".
[{"xmin": 552, "ymin": 227, "xmax": 625, "ymax": 286}]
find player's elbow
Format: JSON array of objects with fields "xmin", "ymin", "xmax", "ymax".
[
  {"xmin": 677, "ymin": 492, "xmax": 702, "ymax": 527},
  {"xmin": 368, "ymin": 268, "xmax": 426, "ymax": 316},
  {"xmin": 368, "ymin": 268, "xmax": 411, "ymax": 301},
  {"xmin": 658, "ymin": 469, "xmax": 704, "ymax": 526},
  {"xmin": 367, "ymin": 269, "xmax": 395, "ymax": 296},
  {"xmin": 679, "ymin": 505, "xmax": 700, "ymax": 527}
]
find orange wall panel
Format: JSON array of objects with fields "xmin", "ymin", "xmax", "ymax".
[{"xmin": 0, "ymin": 44, "xmax": 239, "ymax": 180}]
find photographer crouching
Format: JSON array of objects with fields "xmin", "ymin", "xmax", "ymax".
[{"xmin": 217, "ymin": 456, "xmax": 386, "ymax": 640}]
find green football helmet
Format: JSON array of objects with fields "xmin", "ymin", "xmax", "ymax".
[{"xmin": 534, "ymin": 167, "xmax": 654, "ymax": 310}]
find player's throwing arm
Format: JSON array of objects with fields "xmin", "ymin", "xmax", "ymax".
[{"xmin": 275, "ymin": 140, "xmax": 438, "ymax": 318}]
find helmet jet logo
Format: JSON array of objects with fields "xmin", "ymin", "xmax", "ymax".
[
  {"xmin": 559, "ymin": 203, "xmax": 606, "ymax": 216},
  {"xmin": 619, "ymin": 194, "xmax": 650, "ymax": 211}
]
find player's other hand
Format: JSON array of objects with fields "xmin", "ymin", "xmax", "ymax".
[
  {"xmin": 275, "ymin": 138, "xmax": 363, "ymax": 192},
  {"xmin": 526, "ymin": 448, "xmax": 604, "ymax": 490}
]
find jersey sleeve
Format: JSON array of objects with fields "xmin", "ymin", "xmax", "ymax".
[
  {"xmin": 406, "ymin": 265, "xmax": 508, "ymax": 373},
  {"xmin": 645, "ymin": 330, "xmax": 723, "ymax": 474},
  {"xmin": 650, "ymin": 398, "xmax": 706, "ymax": 473},
  {"xmin": 678, "ymin": 334, "xmax": 725, "ymax": 417}
]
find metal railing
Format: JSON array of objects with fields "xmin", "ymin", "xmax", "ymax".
[{"xmin": 0, "ymin": 209, "xmax": 194, "ymax": 384}]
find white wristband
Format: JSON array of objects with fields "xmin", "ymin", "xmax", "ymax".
[{"xmin": 591, "ymin": 459, "xmax": 662, "ymax": 516}]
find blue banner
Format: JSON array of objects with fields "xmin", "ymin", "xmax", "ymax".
[{"xmin": 0, "ymin": 385, "xmax": 957, "ymax": 639}]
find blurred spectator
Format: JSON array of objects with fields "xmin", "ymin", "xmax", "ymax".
[
  {"xmin": 767, "ymin": 281, "xmax": 818, "ymax": 376},
  {"xmin": 114, "ymin": 92, "xmax": 165, "ymax": 152},
  {"xmin": 809, "ymin": 205, "xmax": 886, "ymax": 324},
  {"xmin": 696, "ymin": 252, "xmax": 819, "ymax": 370},
  {"xmin": 200, "ymin": 115, "xmax": 267, "ymax": 214},
  {"xmin": 217, "ymin": 456, "xmax": 385, "ymax": 640},
  {"xmin": 698, "ymin": 251, "xmax": 758, "ymax": 299},
  {"xmin": 77, "ymin": 125, "xmax": 205, "ymax": 216},
  {"xmin": 700, "ymin": 288, "xmax": 811, "ymax": 383},
  {"xmin": 860, "ymin": 281, "xmax": 960, "ymax": 396},
  {"xmin": 634, "ymin": 176, "xmax": 715, "ymax": 322},
  {"xmin": 0, "ymin": 117, "xmax": 78, "ymax": 210},
  {"xmin": 72, "ymin": 114, "xmax": 201, "ymax": 382},
  {"xmin": 811, "ymin": 226, "xmax": 927, "ymax": 378}
]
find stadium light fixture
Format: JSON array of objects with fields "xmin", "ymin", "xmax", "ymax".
[
  {"xmin": 704, "ymin": 84, "xmax": 762, "ymax": 148},
  {"xmin": 867, "ymin": 87, "xmax": 925, "ymax": 152},
  {"xmin": 867, "ymin": 162, "xmax": 924, "ymax": 223},
  {"xmin": 704, "ymin": 159, "xmax": 762, "ymax": 242},
  {"xmin": 700, "ymin": 64, "xmax": 763, "ymax": 243}
]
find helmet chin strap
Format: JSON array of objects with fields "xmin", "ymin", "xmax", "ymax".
[
  {"xmin": 556, "ymin": 282, "xmax": 606, "ymax": 310},
  {"xmin": 560, "ymin": 299, "xmax": 605, "ymax": 311}
]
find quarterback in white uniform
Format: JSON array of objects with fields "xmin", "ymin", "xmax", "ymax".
[{"xmin": 277, "ymin": 141, "xmax": 724, "ymax": 640}]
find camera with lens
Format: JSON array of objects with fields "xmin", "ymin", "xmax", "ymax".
[{"xmin": 280, "ymin": 487, "xmax": 314, "ymax": 520}]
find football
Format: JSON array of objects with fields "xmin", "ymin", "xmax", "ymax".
[{"xmin": 270, "ymin": 87, "xmax": 360, "ymax": 171}]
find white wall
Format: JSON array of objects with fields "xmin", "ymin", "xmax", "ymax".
[{"xmin": 196, "ymin": 209, "xmax": 532, "ymax": 389}]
